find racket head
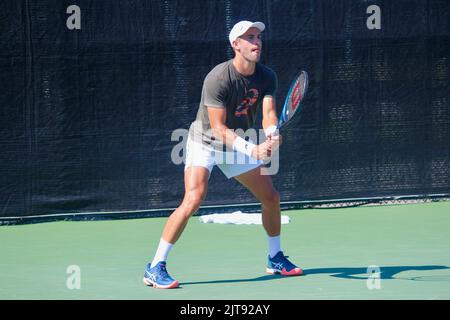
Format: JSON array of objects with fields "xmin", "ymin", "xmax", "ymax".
[{"xmin": 278, "ymin": 70, "xmax": 309, "ymax": 128}]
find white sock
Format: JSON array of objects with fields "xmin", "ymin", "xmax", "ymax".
[
  {"xmin": 150, "ymin": 238, "xmax": 173, "ymax": 268},
  {"xmin": 268, "ymin": 235, "xmax": 281, "ymax": 258}
]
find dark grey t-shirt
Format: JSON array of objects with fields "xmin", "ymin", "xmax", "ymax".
[{"xmin": 189, "ymin": 59, "xmax": 277, "ymax": 151}]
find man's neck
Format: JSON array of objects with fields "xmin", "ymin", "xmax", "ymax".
[{"xmin": 232, "ymin": 56, "xmax": 256, "ymax": 76}]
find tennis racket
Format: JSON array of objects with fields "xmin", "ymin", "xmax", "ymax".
[{"xmin": 277, "ymin": 70, "xmax": 309, "ymax": 129}]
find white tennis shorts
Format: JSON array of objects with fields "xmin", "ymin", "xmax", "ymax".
[{"xmin": 185, "ymin": 136, "xmax": 263, "ymax": 179}]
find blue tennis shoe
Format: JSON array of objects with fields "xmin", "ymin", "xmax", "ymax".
[
  {"xmin": 266, "ymin": 251, "xmax": 303, "ymax": 276},
  {"xmin": 143, "ymin": 261, "xmax": 179, "ymax": 289}
]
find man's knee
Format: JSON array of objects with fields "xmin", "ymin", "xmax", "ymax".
[
  {"xmin": 262, "ymin": 189, "xmax": 280, "ymax": 206},
  {"xmin": 181, "ymin": 191, "xmax": 205, "ymax": 216}
]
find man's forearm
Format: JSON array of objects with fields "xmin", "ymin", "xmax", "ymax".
[
  {"xmin": 211, "ymin": 125, "xmax": 257, "ymax": 158},
  {"xmin": 263, "ymin": 108, "xmax": 278, "ymax": 127},
  {"xmin": 263, "ymin": 111, "xmax": 279, "ymax": 135},
  {"xmin": 211, "ymin": 125, "xmax": 238, "ymax": 149}
]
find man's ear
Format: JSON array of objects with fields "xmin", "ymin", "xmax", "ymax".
[{"xmin": 232, "ymin": 39, "xmax": 240, "ymax": 52}]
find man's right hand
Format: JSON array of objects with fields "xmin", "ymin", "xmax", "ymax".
[
  {"xmin": 252, "ymin": 134, "xmax": 283, "ymax": 160},
  {"xmin": 251, "ymin": 140, "xmax": 273, "ymax": 161}
]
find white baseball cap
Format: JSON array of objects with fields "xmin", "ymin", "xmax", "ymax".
[{"xmin": 228, "ymin": 20, "xmax": 265, "ymax": 46}]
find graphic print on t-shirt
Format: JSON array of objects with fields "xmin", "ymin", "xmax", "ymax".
[{"xmin": 235, "ymin": 88, "xmax": 259, "ymax": 117}]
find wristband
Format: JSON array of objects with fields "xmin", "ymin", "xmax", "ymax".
[
  {"xmin": 264, "ymin": 125, "xmax": 278, "ymax": 137},
  {"xmin": 233, "ymin": 136, "xmax": 256, "ymax": 157}
]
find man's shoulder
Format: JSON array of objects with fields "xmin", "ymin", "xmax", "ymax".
[
  {"xmin": 203, "ymin": 60, "xmax": 233, "ymax": 89},
  {"xmin": 206, "ymin": 60, "xmax": 233, "ymax": 79}
]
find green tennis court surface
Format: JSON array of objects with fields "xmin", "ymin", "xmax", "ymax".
[{"xmin": 1, "ymin": 202, "xmax": 449, "ymax": 300}]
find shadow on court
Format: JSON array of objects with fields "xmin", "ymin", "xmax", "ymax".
[
  {"xmin": 303, "ymin": 265, "xmax": 450, "ymax": 280},
  {"xmin": 180, "ymin": 265, "xmax": 450, "ymax": 286},
  {"xmin": 180, "ymin": 274, "xmax": 287, "ymax": 286}
]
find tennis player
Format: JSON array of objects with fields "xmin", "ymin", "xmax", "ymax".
[{"xmin": 143, "ymin": 20, "xmax": 302, "ymax": 289}]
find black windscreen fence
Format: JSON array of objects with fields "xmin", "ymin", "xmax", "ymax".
[{"xmin": 1, "ymin": 0, "xmax": 449, "ymax": 222}]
